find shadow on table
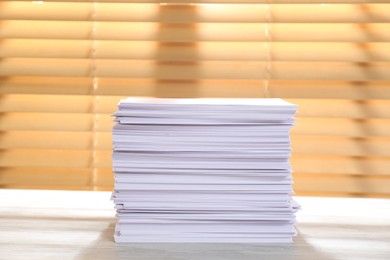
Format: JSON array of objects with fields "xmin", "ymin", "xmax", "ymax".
[{"xmin": 76, "ymin": 223, "xmax": 334, "ymax": 260}]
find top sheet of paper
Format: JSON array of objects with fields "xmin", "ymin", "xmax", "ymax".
[{"xmin": 119, "ymin": 98, "xmax": 297, "ymax": 108}]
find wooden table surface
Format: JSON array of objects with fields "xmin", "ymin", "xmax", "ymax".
[{"xmin": 0, "ymin": 189, "xmax": 389, "ymax": 260}]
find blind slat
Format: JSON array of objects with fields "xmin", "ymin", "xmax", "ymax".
[
  {"xmin": 2, "ymin": 94, "xmax": 390, "ymax": 119},
  {"xmin": 1, "ymin": 150, "xmax": 389, "ymax": 175},
  {"xmin": 2, "ymin": 40, "xmax": 390, "ymax": 62},
  {"xmin": 2, "ymin": 2, "xmax": 390, "ymax": 23},
  {"xmin": 0, "ymin": 149, "xmax": 92, "ymax": 168},
  {"xmin": 2, "ymin": 21, "xmax": 390, "ymax": 42},
  {"xmin": 1, "ymin": 131, "xmax": 390, "ymax": 157},
  {"xmin": 2, "ymin": 77, "xmax": 389, "ymax": 100},
  {"xmin": 0, "ymin": 113, "xmax": 98, "ymax": 132},
  {"xmin": 294, "ymin": 174, "xmax": 390, "ymax": 195},
  {"xmin": 292, "ymin": 157, "xmax": 390, "ymax": 175},
  {"xmin": 3, "ymin": 0, "xmax": 388, "ymax": 3},
  {"xmin": 1, "ymin": 58, "xmax": 390, "ymax": 81},
  {"xmin": 0, "ymin": 167, "xmax": 92, "ymax": 186},
  {"xmin": 0, "ymin": 77, "xmax": 92, "ymax": 95},
  {"xmin": 3, "ymin": 173, "xmax": 390, "ymax": 195},
  {"xmin": 0, "ymin": 131, "xmax": 94, "ymax": 150},
  {"xmin": 293, "ymin": 118, "xmax": 390, "ymax": 137},
  {"xmin": 1, "ymin": 113, "xmax": 389, "ymax": 137},
  {"xmin": 292, "ymin": 136, "xmax": 390, "ymax": 157}
]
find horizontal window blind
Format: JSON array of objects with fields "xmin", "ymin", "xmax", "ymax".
[{"xmin": 0, "ymin": 1, "xmax": 389, "ymax": 197}]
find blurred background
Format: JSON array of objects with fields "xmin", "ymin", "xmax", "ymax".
[{"xmin": 0, "ymin": 1, "xmax": 389, "ymax": 197}]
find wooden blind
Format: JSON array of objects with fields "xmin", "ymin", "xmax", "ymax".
[{"xmin": 0, "ymin": 0, "xmax": 389, "ymax": 197}]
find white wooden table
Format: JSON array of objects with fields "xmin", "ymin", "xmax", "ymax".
[{"xmin": 0, "ymin": 189, "xmax": 389, "ymax": 260}]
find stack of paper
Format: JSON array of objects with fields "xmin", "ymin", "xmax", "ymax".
[{"xmin": 112, "ymin": 98, "xmax": 299, "ymax": 243}]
